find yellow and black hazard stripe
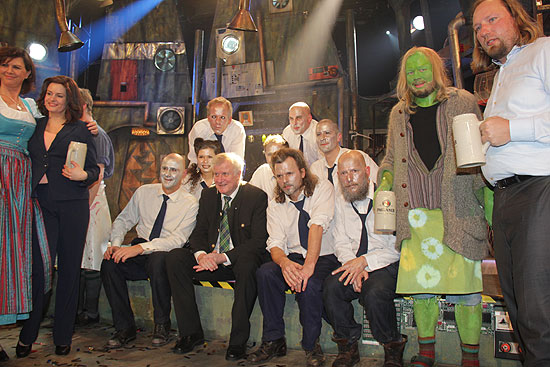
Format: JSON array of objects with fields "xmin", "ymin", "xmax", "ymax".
[{"xmin": 193, "ymin": 279, "xmax": 294, "ymax": 294}]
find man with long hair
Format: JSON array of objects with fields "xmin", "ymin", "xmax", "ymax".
[
  {"xmin": 248, "ymin": 148, "xmax": 338, "ymax": 367},
  {"xmin": 472, "ymin": 0, "xmax": 550, "ymax": 364},
  {"xmin": 378, "ymin": 47, "xmax": 488, "ymax": 367}
]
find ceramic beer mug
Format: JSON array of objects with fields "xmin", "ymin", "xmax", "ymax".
[
  {"xmin": 66, "ymin": 141, "xmax": 87, "ymax": 168},
  {"xmin": 452, "ymin": 113, "xmax": 490, "ymax": 168},
  {"xmin": 374, "ymin": 191, "xmax": 396, "ymax": 233}
]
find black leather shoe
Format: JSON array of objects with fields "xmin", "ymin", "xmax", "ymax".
[
  {"xmin": 225, "ymin": 344, "xmax": 246, "ymax": 361},
  {"xmin": 151, "ymin": 322, "xmax": 172, "ymax": 347},
  {"xmin": 75, "ymin": 313, "xmax": 99, "ymax": 327},
  {"xmin": 16, "ymin": 341, "xmax": 32, "ymax": 358},
  {"xmin": 247, "ymin": 337, "xmax": 287, "ymax": 363},
  {"xmin": 0, "ymin": 348, "xmax": 9, "ymax": 361},
  {"xmin": 106, "ymin": 328, "xmax": 136, "ymax": 349},
  {"xmin": 55, "ymin": 345, "xmax": 71, "ymax": 356},
  {"xmin": 172, "ymin": 333, "xmax": 204, "ymax": 354}
]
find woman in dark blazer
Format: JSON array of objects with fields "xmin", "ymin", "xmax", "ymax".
[{"xmin": 17, "ymin": 75, "xmax": 99, "ymax": 357}]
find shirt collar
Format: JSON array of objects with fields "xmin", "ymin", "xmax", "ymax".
[
  {"xmin": 491, "ymin": 43, "xmax": 529, "ymax": 66},
  {"xmin": 158, "ymin": 185, "xmax": 184, "ymax": 202},
  {"xmin": 221, "ymin": 182, "xmax": 241, "ymax": 202}
]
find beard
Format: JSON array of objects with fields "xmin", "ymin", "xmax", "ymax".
[
  {"xmin": 483, "ymin": 41, "xmax": 509, "ymax": 62},
  {"xmin": 410, "ymin": 81, "xmax": 436, "ymax": 99},
  {"xmin": 341, "ymin": 180, "xmax": 369, "ymax": 203}
]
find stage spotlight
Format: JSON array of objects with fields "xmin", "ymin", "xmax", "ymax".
[
  {"xmin": 28, "ymin": 42, "xmax": 47, "ymax": 61},
  {"xmin": 413, "ymin": 16, "xmax": 425, "ymax": 31},
  {"xmin": 386, "ymin": 30, "xmax": 391, "ymax": 35}
]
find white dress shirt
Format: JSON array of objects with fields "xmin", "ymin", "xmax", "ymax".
[
  {"xmin": 266, "ymin": 179, "xmax": 335, "ymax": 257},
  {"xmin": 249, "ymin": 163, "xmax": 277, "ymax": 200},
  {"xmin": 333, "ymin": 184, "xmax": 399, "ymax": 271},
  {"xmin": 187, "ymin": 118, "xmax": 246, "ymax": 164},
  {"xmin": 110, "ymin": 184, "xmax": 199, "ymax": 254},
  {"xmin": 310, "ymin": 147, "xmax": 379, "ymax": 197},
  {"xmin": 282, "ymin": 119, "xmax": 323, "ymax": 166},
  {"xmin": 482, "ymin": 37, "xmax": 550, "ymax": 184}
]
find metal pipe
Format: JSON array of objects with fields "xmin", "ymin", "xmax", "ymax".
[
  {"xmin": 345, "ymin": 9, "xmax": 359, "ymax": 150},
  {"xmin": 192, "ymin": 29, "xmax": 204, "ymax": 122},
  {"xmin": 337, "ymin": 77, "xmax": 346, "ymax": 147},
  {"xmin": 257, "ymin": 13, "xmax": 268, "ymax": 89},
  {"xmin": 448, "ymin": 14, "xmax": 465, "ymax": 89},
  {"xmin": 215, "ymin": 57, "xmax": 223, "ymax": 97}
]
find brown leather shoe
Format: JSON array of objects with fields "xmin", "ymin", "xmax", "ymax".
[
  {"xmin": 305, "ymin": 340, "xmax": 325, "ymax": 367},
  {"xmin": 332, "ymin": 338, "xmax": 359, "ymax": 367},
  {"xmin": 383, "ymin": 334, "xmax": 408, "ymax": 367},
  {"xmin": 247, "ymin": 337, "xmax": 286, "ymax": 364}
]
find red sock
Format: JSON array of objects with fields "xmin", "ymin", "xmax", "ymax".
[
  {"xmin": 461, "ymin": 343, "xmax": 479, "ymax": 367},
  {"xmin": 411, "ymin": 336, "xmax": 435, "ymax": 366}
]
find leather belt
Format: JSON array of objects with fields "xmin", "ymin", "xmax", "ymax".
[{"xmin": 494, "ymin": 175, "xmax": 535, "ymax": 189}]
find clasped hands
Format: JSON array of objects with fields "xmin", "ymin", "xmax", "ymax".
[
  {"xmin": 280, "ymin": 258, "xmax": 315, "ymax": 293},
  {"xmin": 194, "ymin": 251, "xmax": 227, "ymax": 272},
  {"xmin": 103, "ymin": 244, "xmax": 144, "ymax": 263}
]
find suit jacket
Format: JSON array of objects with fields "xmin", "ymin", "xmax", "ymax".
[
  {"xmin": 29, "ymin": 116, "xmax": 99, "ymax": 201},
  {"xmin": 189, "ymin": 183, "xmax": 268, "ymax": 264}
]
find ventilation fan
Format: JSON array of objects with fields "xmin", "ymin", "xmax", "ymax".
[
  {"xmin": 154, "ymin": 48, "xmax": 176, "ymax": 72},
  {"xmin": 157, "ymin": 107, "xmax": 185, "ymax": 135}
]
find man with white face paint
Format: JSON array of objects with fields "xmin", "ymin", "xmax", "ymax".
[
  {"xmin": 101, "ymin": 153, "xmax": 199, "ymax": 349},
  {"xmin": 310, "ymin": 119, "xmax": 378, "ymax": 193},
  {"xmin": 187, "ymin": 97, "xmax": 246, "ymax": 164},
  {"xmin": 282, "ymin": 102, "xmax": 323, "ymax": 166}
]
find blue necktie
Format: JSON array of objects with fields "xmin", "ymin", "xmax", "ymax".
[
  {"xmin": 327, "ymin": 164, "xmax": 336, "ymax": 185},
  {"xmin": 291, "ymin": 198, "xmax": 310, "ymax": 249},
  {"xmin": 200, "ymin": 181, "xmax": 208, "ymax": 189},
  {"xmin": 351, "ymin": 200, "xmax": 372, "ymax": 256},
  {"xmin": 149, "ymin": 194, "xmax": 169, "ymax": 240},
  {"xmin": 215, "ymin": 134, "xmax": 225, "ymax": 153},
  {"xmin": 299, "ymin": 135, "xmax": 304, "ymax": 153}
]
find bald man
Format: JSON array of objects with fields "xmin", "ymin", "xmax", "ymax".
[
  {"xmin": 323, "ymin": 151, "xmax": 404, "ymax": 367},
  {"xmin": 310, "ymin": 119, "xmax": 378, "ymax": 191},
  {"xmin": 101, "ymin": 153, "xmax": 199, "ymax": 349},
  {"xmin": 282, "ymin": 102, "xmax": 323, "ymax": 166}
]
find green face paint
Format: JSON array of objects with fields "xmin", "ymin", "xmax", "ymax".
[{"xmin": 405, "ymin": 51, "xmax": 438, "ymax": 107}]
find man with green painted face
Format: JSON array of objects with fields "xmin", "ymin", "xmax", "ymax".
[{"xmin": 377, "ymin": 47, "xmax": 489, "ymax": 367}]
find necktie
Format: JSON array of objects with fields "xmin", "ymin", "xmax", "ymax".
[
  {"xmin": 215, "ymin": 134, "xmax": 225, "ymax": 153},
  {"xmin": 327, "ymin": 164, "xmax": 336, "ymax": 185},
  {"xmin": 291, "ymin": 198, "xmax": 310, "ymax": 250},
  {"xmin": 351, "ymin": 200, "xmax": 373, "ymax": 256},
  {"xmin": 219, "ymin": 196, "xmax": 231, "ymax": 253},
  {"xmin": 149, "ymin": 194, "xmax": 169, "ymax": 240},
  {"xmin": 200, "ymin": 181, "xmax": 208, "ymax": 189},
  {"xmin": 299, "ymin": 135, "xmax": 304, "ymax": 153}
]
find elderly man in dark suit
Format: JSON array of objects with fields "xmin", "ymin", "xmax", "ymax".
[{"xmin": 166, "ymin": 152, "xmax": 268, "ymax": 361}]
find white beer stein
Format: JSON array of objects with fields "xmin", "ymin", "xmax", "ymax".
[
  {"xmin": 452, "ymin": 113, "xmax": 490, "ymax": 168},
  {"xmin": 374, "ymin": 191, "xmax": 396, "ymax": 233},
  {"xmin": 66, "ymin": 141, "xmax": 87, "ymax": 168}
]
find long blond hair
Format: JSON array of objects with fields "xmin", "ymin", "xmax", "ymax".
[
  {"xmin": 471, "ymin": 0, "xmax": 542, "ymax": 73},
  {"xmin": 396, "ymin": 47, "xmax": 451, "ymax": 114}
]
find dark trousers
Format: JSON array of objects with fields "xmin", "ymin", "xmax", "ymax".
[
  {"xmin": 493, "ymin": 176, "xmax": 550, "ymax": 366},
  {"xmin": 166, "ymin": 248, "xmax": 264, "ymax": 346},
  {"xmin": 257, "ymin": 253, "xmax": 339, "ymax": 351},
  {"xmin": 101, "ymin": 251, "xmax": 171, "ymax": 331},
  {"xmin": 19, "ymin": 185, "xmax": 89, "ymax": 346},
  {"xmin": 323, "ymin": 261, "xmax": 400, "ymax": 344},
  {"xmin": 78, "ymin": 270, "xmax": 102, "ymax": 318}
]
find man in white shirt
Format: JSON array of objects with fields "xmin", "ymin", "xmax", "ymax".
[
  {"xmin": 247, "ymin": 148, "xmax": 339, "ymax": 367},
  {"xmin": 187, "ymin": 97, "xmax": 245, "ymax": 164},
  {"xmin": 282, "ymin": 102, "xmax": 322, "ymax": 166},
  {"xmin": 323, "ymin": 150, "xmax": 404, "ymax": 367},
  {"xmin": 101, "ymin": 153, "xmax": 198, "ymax": 349},
  {"xmin": 310, "ymin": 119, "xmax": 378, "ymax": 192},
  {"xmin": 249, "ymin": 134, "xmax": 288, "ymax": 200},
  {"xmin": 166, "ymin": 153, "xmax": 268, "ymax": 361}
]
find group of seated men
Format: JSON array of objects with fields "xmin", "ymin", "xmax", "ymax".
[{"xmin": 100, "ymin": 96, "xmax": 403, "ymax": 367}]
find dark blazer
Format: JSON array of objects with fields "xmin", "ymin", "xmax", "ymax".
[
  {"xmin": 189, "ymin": 183, "xmax": 268, "ymax": 264},
  {"xmin": 28, "ymin": 117, "xmax": 99, "ymax": 200}
]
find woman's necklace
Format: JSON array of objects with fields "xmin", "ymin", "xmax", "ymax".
[{"xmin": 1, "ymin": 94, "xmax": 23, "ymax": 111}]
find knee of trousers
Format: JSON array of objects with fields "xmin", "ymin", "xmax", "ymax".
[
  {"xmin": 256, "ymin": 261, "xmax": 281, "ymax": 283},
  {"xmin": 146, "ymin": 252, "xmax": 169, "ymax": 279},
  {"xmin": 323, "ymin": 274, "xmax": 346, "ymax": 300},
  {"xmin": 232, "ymin": 251, "xmax": 262, "ymax": 277},
  {"xmin": 100, "ymin": 258, "xmax": 118, "ymax": 278},
  {"xmin": 165, "ymin": 248, "xmax": 195, "ymax": 273},
  {"xmin": 360, "ymin": 280, "xmax": 395, "ymax": 308}
]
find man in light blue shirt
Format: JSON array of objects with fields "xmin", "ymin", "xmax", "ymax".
[{"xmin": 473, "ymin": 0, "xmax": 550, "ymax": 364}]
